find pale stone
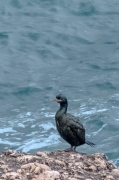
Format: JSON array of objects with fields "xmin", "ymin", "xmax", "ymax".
[
  {"xmin": 88, "ymin": 165, "xmax": 97, "ymax": 171},
  {"xmin": 5, "ymin": 149, "xmax": 13, "ymax": 156},
  {"xmin": 44, "ymin": 170, "xmax": 60, "ymax": 179},
  {"xmin": 106, "ymin": 175, "xmax": 115, "ymax": 180},
  {"xmin": 112, "ymin": 169, "xmax": 119, "ymax": 176},
  {"xmin": 36, "ymin": 151, "xmax": 48, "ymax": 157},
  {"xmin": 54, "ymin": 159, "xmax": 65, "ymax": 166}
]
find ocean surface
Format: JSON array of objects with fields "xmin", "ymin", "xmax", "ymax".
[{"xmin": 0, "ymin": 0, "xmax": 119, "ymax": 167}]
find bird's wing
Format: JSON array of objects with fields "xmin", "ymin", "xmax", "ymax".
[
  {"xmin": 63, "ymin": 113, "xmax": 85, "ymax": 145},
  {"xmin": 66, "ymin": 113, "xmax": 85, "ymax": 133}
]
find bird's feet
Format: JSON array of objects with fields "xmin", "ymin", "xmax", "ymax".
[
  {"xmin": 64, "ymin": 148, "xmax": 74, "ymax": 152},
  {"xmin": 64, "ymin": 146, "xmax": 77, "ymax": 152},
  {"xmin": 64, "ymin": 146, "xmax": 87, "ymax": 154}
]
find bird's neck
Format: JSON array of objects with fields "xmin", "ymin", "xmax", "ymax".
[
  {"xmin": 56, "ymin": 103, "xmax": 68, "ymax": 119},
  {"xmin": 59, "ymin": 103, "xmax": 67, "ymax": 114}
]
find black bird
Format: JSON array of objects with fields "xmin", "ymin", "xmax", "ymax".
[{"xmin": 55, "ymin": 94, "xmax": 95, "ymax": 152}]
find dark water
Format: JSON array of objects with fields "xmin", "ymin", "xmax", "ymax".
[{"xmin": 0, "ymin": 0, "xmax": 119, "ymax": 167}]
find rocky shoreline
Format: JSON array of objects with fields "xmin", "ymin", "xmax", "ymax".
[{"xmin": 0, "ymin": 149, "xmax": 119, "ymax": 180}]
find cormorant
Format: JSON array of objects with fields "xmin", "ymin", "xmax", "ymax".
[{"xmin": 55, "ymin": 94, "xmax": 95, "ymax": 152}]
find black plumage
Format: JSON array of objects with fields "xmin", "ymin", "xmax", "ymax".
[{"xmin": 55, "ymin": 94, "xmax": 95, "ymax": 152}]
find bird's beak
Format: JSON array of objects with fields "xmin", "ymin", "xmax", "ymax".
[{"xmin": 55, "ymin": 98, "xmax": 62, "ymax": 103}]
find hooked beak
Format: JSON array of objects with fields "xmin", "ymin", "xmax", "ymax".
[{"xmin": 55, "ymin": 98, "xmax": 62, "ymax": 103}]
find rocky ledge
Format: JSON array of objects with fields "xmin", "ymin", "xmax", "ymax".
[{"xmin": 0, "ymin": 150, "xmax": 119, "ymax": 180}]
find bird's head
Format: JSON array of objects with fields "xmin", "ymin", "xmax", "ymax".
[{"xmin": 55, "ymin": 94, "xmax": 68, "ymax": 105}]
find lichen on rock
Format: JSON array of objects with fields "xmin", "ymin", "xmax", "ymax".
[{"xmin": 0, "ymin": 149, "xmax": 118, "ymax": 180}]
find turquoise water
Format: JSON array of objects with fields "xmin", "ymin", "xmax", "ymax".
[{"xmin": 0, "ymin": 0, "xmax": 119, "ymax": 166}]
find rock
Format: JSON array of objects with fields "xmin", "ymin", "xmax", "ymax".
[
  {"xmin": 1, "ymin": 172, "xmax": 19, "ymax": 180},
  {"xmin": 21, "ymin": 162, "xmax": 51, "ymax": 173},
  {"xmin": 44, "ymin": 170, "xmax": 60, "ymax": 179},
  {"xmin": 17, "ymin": 154, "xmax": 41, "ymax": 164},
  {"xmin": 0, "ymin": 150, "xmax": 118, "ymax": 180},
  {"xmin": 5, "ymin": 149, "xmax": 13, "ymax": 156},
  {"xmin": 105, "ymin": 175, "xmax": 115, "ymax": 180},
  {"xmin": 87, "ymin": 165, "xmax": 97, "ymax": 171},
  {"xmin": 112, "ymin": 169, "xmax": 119, "ymax": 175},
  {"xmin": 36, "ymin": 151, "xmax": 48, "ymax": 157}
]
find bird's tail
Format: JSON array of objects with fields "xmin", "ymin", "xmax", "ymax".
[{"xmin": 85, "ymin": 140, "xmax": 95, "ymax": 147}]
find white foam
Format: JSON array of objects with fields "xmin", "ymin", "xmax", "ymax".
[
  {"xmin": 74, "ymin": 108, "xmax": 108, "ymax": 117},
  {"xmin": 0, "ymin": 127, "xmax": 16, "ymax": 133},
  {"xmin": 26, "ymin": 112, "xmax": 31, "ymax": 116},
  {"xmin": 12, "ymin": 109, "xmax": 20, "ymax": 112},
  {"xmin": 23, "ymin": 118, "xmax": 34, "ymax": 122},
  {"xmin": 115, "ymin": 119, "xmax": 119, "ymax": 123},
  {"xmin": 29, "ymin": 83, "xmax": 36, "ymax": 86},
  {"xmin": 17, "ymin": 123, "xmax": 25, "ymax": 128},
  {"xmin": 39, "ymin": 122, "xmax": 56, "ymax": 131},
  {"xmin": 0, "ymin": 139, "xmax": 20, "ymax": 146},
  {"xmin": 31, "ymin": 125, "xmax": 36, "ymax": 128},
  {"xmin": 17, "ymin": 114, "xmax": 24, "ymax": 119},
  {"xmin": 110, "ymin": 93, "xmax": 119, "ymax": 100},
  {"xmin": 43, "ymin": 112, "xmax": 55, "ymax": 118},
  {"xmin": 16, "ymin": 134, "xmax": 60, "ymax": 152},
  {"xmin": 26, "ymin": 131, "xmax": 38, "ymax": 136},
  {"xmin": 113, "ymin": 158, "xmax": 119, "ymax": 165},
  {"xmin": 81, "ymin": 108, "xmax": 108, "ymax": 115},
  {"xmin": 112, "ymin": 106, "xmax": 119, "ymax": 109},
  {"xmin": 41, "ymin": 108, "xmax": 46, "ymax": 111},
  {"xmin": 71, "ymin": 99, "xmax": 81, "ymax": 102},
  {"xmin": 92, "ymin": 124, "xmax": 107, "ymax": 136},
  {"xmin": 102, "ymin": 136, "xmax": 113, "ymax": 142}
]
